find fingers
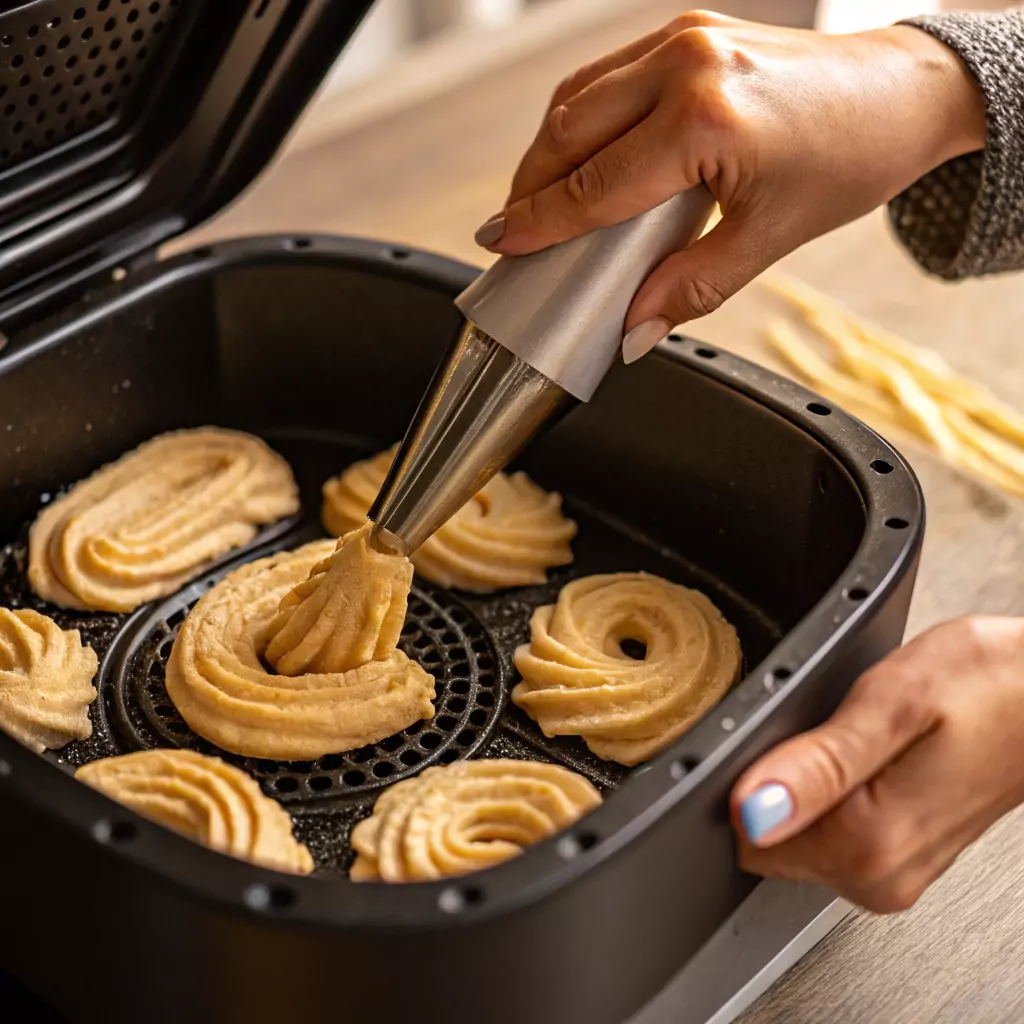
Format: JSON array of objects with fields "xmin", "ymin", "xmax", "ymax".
[
  {"xmin": 739, "ymin": 764, "xmax": 996, "ymax": 913},
  {"xmin": 495, "ymin": 111, "xmax": 702, "ymax": 256},
  {"xmin": 505, "ymin": 61, "xmax": 662, "ymax": 211},
  {"xmin": 730, "ymin": 616, "xmax": 1024, "ymax": 914},
  {"xmin": 731, "ymin": 665, "xmax": 941, "ymax": 849},
  {"xmin": 620, "ymin": 214, "xmax": 787, "ymax": 359},
  {"xmin": 506, "ymin": 10, "xmax": 736, "ymax": 205}
]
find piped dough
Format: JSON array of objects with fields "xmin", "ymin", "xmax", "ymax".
[
  {"xmin": 77, "ymin": 749, "xmax": 313, "ymax": 875},
  {"xmin": 350, "ymin": 758, "xmax": 601, "ymax": 882},
  {"xmin": 0, "ymin": 608, "xmax": 97, "ymax": 753},
  {"xmin": 512, "ymin": 573, "xmax": 741, "ymax": 766},
  {"xmin": 29, "ymin": 428, "xmax": 300, "ymax": 612},
  {"xmin": 165, "ymin": 526, "xmax": 436, "ymax": 760},
  {"xmin": 322, "ymin": 447, "xmax": 576, "ymax": 592}
]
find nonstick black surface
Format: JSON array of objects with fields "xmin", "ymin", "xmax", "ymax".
[{"xmin": 0, "ymin": 428, "xmax": 783, "ymax": 874}]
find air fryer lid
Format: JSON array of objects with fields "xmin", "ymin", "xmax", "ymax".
[{"xmin": 0, "ymin": 0, "xmax": 374, "ymax": 323}]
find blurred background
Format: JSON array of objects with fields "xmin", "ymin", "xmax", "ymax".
[{"xmin": 325, "ymin": 0, "xmax": 1016, "ymax": 96}]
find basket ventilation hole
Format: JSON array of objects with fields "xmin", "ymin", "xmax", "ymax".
[
  {"xmin": 670, "ymin": 756, "xmax": 700, "ymax": 781},
  {"xmin": 92, "ymin": 818, "xmax": 137, "ymax": 843},
  {"xmin": 557, "ymin": 831, "xmax": 599, "ymax": 859},
  {"xmin": 244, "ymin": 883, "xmax": 296, "ymax": 912},
  {"xmin": 438, "ymin": 886, "xmax": 484, "ymax": 914}
]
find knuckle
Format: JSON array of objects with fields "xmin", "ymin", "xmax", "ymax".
[
  {"xmin": 565, "ymin": 160, "xmax": 608, "ymax": 213},
  {"xmin": 541, "ymin": 104, "xmax": 573, "ymax": 155},
  {"xmin": 665, "ymin": 26, "xmax": 726, "ymax": 67},
  {"xmin": 855, "ymin": 671, "xmax": 931, "ymax": 741},
  {"xmin": 675, "ymin": 276, "xmax": 727, "ymax": 319},
  {"xmin": 667, "ymin": 10, "xmax": 728, "ymax": 33}
]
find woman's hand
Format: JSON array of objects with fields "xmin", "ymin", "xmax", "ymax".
[
  {"xmin": 732, "ymin": 616, "xmax": 1024, "ymax": 913},
  {"xmin": 475, "ymin": 11, "xmax": 986, "ymax": 362}
]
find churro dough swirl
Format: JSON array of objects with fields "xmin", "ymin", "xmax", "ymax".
[
  {"xmin": 322, "ymin": 447, "xmax": 576, "ymax": 592},
  {"xmin": 0, "ymin": 609, "xmax": 97, "ymax": 753},
  {"xmin": 29, "ymin": 428, "xmax": 300, "ymax": 612},
  {"xmin": 166, "ymin": 527, "xmax": 436, "ymax": 760},
  {"xmin": 512, "ymin": 573, "xmax": 741, "ymax": 766},
  {"xmin": 77, "ymin": 750, "xmax": 313, "ymax": 875},
  {"xmin": 350, "ymin": 758, "xmax": 601, "ymax": 882}
]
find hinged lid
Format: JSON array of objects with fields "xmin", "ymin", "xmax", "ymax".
[{"xmin": 0, "ymin": 0, "xmax": 374, "ymax": 325}]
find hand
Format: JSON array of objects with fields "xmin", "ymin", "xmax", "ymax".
[
  {"xmin": 731, "ymin": 616, "xmax": 1024, "ymax": 913},
  {"xmin": 474, "ymin": 11, "xmax": 986, "ymax": 362}
]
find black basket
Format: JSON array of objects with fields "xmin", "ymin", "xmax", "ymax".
[
  {"xmin": 0, "ymin": 234, "xmax": 922, "ymax": 1024},
  {"xmin": 0, "ymin": 3, "xmax": 924, "ymax": 1023}
]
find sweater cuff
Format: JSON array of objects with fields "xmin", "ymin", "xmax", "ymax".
[{"xmin": 888, "ymin": 12, "xmax": 1024, "ymax": 280}]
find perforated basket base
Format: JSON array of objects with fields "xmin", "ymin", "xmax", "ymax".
[{"xmin": 0, "ymin": 430, "xmax": 782, "ymax": 873}]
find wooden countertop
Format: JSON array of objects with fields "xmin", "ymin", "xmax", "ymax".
[{"xmin": 180, "ymin": 3, "xmax": 1024, "ymax": 1021}]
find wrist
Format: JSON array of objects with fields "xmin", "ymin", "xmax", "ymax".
[{"xmin": 872, "ymin": 25, "xmax": 987, "ymax": 167}]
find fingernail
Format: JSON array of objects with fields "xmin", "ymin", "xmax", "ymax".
[
  {"xmin": 740, "ymin": 783, "xmax": 793, "ymax": 844},
  {"xmin": 474, "ymin": 212, "xmax": 506, "ymax": 247},
  {"xmin": 622, "ymin": 318, "xmax": 673, "ymax": 365}
]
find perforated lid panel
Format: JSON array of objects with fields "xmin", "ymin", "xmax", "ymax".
[
  {"xmin": 0, "ymin": 0, "xmax": 374, "ymax": 325},
  {"xmin": 0, "ymin": 0, "xmax": 179, "ymax": 172}
]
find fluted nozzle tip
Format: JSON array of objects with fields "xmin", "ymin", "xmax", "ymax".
[{"xmin": 368, "ymin": 321, "xmax": 575, "ymax": 555}]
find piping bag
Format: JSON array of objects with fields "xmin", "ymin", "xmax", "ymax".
[{"xmin": 368, "ymin": 186, "xmax": 715, "ymax": 555}]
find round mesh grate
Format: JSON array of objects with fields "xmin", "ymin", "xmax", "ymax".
[
  {"xmin": 105, "ymin": 565, "xmax": 504, "ymax": 806},
  {"xmin": 0, "ymin": 0, "xmax": 181, "ymax": 171}
]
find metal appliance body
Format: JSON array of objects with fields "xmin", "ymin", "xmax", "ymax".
[{"xmin": 370, "ymin": 187, "xmax": 715, "ymax": 554}]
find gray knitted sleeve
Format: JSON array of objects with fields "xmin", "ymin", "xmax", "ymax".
[{"xmin": 888, "ymin": 12, "xmax": 1024, "ymax": 280}]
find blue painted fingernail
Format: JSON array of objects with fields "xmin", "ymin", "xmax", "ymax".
[{"xmin": 740, "ymin": 783, "xmax": 793, "ymax": 842}]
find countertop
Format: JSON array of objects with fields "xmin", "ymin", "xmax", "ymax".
[{"xmin": 179, "ymin": 2, "xmax": 1024, "ymax": 1021}]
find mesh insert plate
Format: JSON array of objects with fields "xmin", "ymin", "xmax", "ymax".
[{"xmin": 104, "ymin": 546, "xmax": 504, "ymax": 805}]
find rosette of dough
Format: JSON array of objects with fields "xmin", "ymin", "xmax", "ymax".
[
  {"xmin": 0, "ymin": 609, "xmax": 97, "ymax": 753},
  {"xmin": 350, "ymin": 758, "xmax": 601, "ymax": 882},
  {"xmin": 512, "ymin": 573, "xmax": 741, "ymax": 766},
  {"xmin": 29, "ymin": 428, "xmax": 300, "ymax": 613},
  {"xmin": 166, "ymin": 525, "xmax": 436, "ymax": 760},
  {"xmin": 77, "ymin": 749, "xmax": 313, "ymax": 875},
  {"xmin": 322, "ymin": 447, "xmax": 576, "ymax": 592}
]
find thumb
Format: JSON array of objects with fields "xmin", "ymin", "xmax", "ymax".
[
  {"xmin": 621, "ymin": 215, "xmax": 782, "ymax": 364},
  {"xmin": 730, "ymin": 672, "xmax": 938, "ymax": 849}
]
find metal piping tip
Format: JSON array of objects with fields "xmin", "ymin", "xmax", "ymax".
[
  {"xmin": 367, "ymin": 321, "xmax": 575, "ymax": 555},
  {"xmin": 367, "ymin": 523, "xmax": 409, "ymax": 558}
]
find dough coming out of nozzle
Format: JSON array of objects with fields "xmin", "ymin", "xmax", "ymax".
[
  {"xmin": 322, "ymin": 446, "xmax": 576, "ymax": 592},
  {"xmin": 165, "ymin": 524, "xmax": 436, "ymax": 760}
]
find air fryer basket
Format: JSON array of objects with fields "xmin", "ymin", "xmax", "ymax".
[{"xmin": 0, "ymin": 236, "xmax": 922, "ymax": 1024}]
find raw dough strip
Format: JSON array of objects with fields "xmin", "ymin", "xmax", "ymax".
[
  {"xmin": 77, "ymin": 749, "xmax": 313, "ymax": 875},
  {"xmin": 764, "ymin": 275, "xmax": 1024, "ymax": 498},
  {"xmin": 349, "ymin": 758, "xmax": 601, "ymax": 882}
]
